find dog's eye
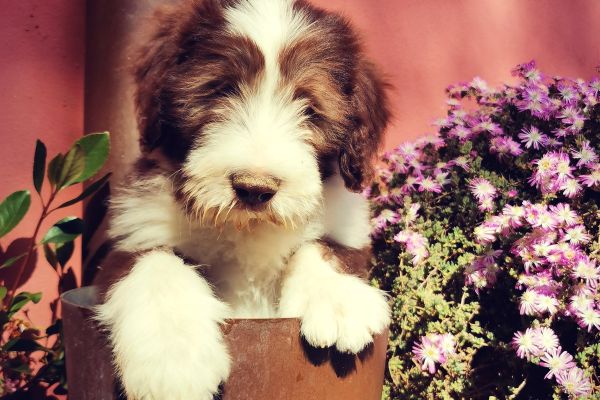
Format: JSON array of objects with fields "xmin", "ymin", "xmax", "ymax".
[
  {"xmin": 304, "ymin": 106, "xmax": 316, "ymax": 118},
  {"xmin": 303, "ymin": 105, "xmax": 322, "ymax": 123}
]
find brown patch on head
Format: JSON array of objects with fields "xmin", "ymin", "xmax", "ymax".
[
  {"xmin": 133, "ymin": 0, "xmax": 265, "ymax": 164},
  {"xmin": 280, "ymin": 0, "xmax": 390, "ymax": 190}
]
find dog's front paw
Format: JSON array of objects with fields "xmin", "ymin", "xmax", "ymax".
[
  {"xmin": 281, "ymin": 272, "xmax": 390, "ymax": 354},
  {"xmin": 117, "ymin": 331, "xmax": 230, "ymax": 400},
  {"xmin": 96, "ymin": 250, "xmax": 231, "ymax": 400}
]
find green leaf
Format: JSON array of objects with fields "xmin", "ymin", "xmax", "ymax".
[
  {"xmin": 0, "ymin": 190, "xmax": 31, "ymax": 238},
  {"xmin": 45, "ymin": 319, "xmax": 62, "ymax": 336},
  {"xmin": 0, "ymin": 311, "xmax": 8, "ymax": 328},
  {"xmin": 2, "ymin": 337, "xmax": 48, "ymax": 352},
  {"xmin": 9, "ymin": 291, "xmax": 42, "ymax": 317},
  {"xmin": 56, "ymin": 144, "xmax": 85, "ymax": 189},
  {"xmin": 43, "ymin": 243, "xmax": 58, "ymax": 270},
  {"xmin": 0, "ymin": 253, "xmax": 26, "ymax": 270},
  {"xmin": 55, "ymin": 241, "xmax": 74, "ymax": 267},
  {"xmin": 0, "ymin": 287, "xmax": 7, "ymax": 301},
  {"xmin": 33, "ymin": 139, "xmax": 47, "ymax": 194},
  {"xmin": 47, "ymin": 153, "xmax": 65, "ymax": 187},
  {"xmin": 56, "ymin": 172, "xmax": 111, "ymax": 209},
  {"xmin": 41, "ymin": 217, "xmax": 83, "ymax": 244},
  {"xmin": 72, "ymin": 132, "xmax": 110, "ymax": 183}
]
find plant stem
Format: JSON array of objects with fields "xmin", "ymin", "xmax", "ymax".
[{"xmin": 5, "ymin": 188, "xmax": 58, "ymax": 307}]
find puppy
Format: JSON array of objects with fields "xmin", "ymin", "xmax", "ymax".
[{"xmin": 95, "ymin": 0, "xmax": 391, "ymax": 399}]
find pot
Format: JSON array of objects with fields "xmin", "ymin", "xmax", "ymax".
[{"xmin": 61, "ymin": 286, "xmax": 388, "ymax": 400}]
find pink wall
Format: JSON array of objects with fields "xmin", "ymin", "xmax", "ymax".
[
  {"xmin": 0, "ymin": 0, "xmax": 85, "ymax": 327},
  {"xmin": 1, "ymin": 0, "xmax": 600, "ymax": 331},
  {"xmin": 313, "ymin": 0, "xmax": 600, "ymax": 147}
]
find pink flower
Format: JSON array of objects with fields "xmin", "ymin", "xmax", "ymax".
[
  {"xmin": 474, "ymin": 223, "xmax": 498, "ymax": 244},
  {"xmin": 519, "ymin": 290, "xmax": 539, "ymax": 316},
  {"xmin": 468, "ymin": 178, "xmax": 497, "ymax": 201},
  {"xmin": 556, "ymin": 367, "xmax": 592, "ymax": 397},
  {"xmin": 490, "ymin": 136, "xmax": 523, "ymax": 157},
  {"xmin": 518, "ymin": 126, "xmax": 548, "ymax": 149},
  {"xmin": 560, "ymin": 178, "xmax": 583, "ymax": 198},
  {"xmin": 431, "ymin": 333, "xmax": 457, "ymax": 357},
  {"xmin": 452, "ymin": 156, "xmax": 470, "ymax": 171},
  {"xmin": 417, "ymin": 176, "xmax": 443, "ymax": 193},
  {"xmin": 568, "ymin": 292, "xmax": 595, "ymax": 316},
  {"xmin": 394, "ymin": 230, "xmax": 429, "ymax": 264},
  {"xmin": 549, "ymin": 203, "xmax": 579, "ymax": 226},
  {"xmin": 576, "ymin": 307, "xmax": 600, "ymax": 331},
  {"xmin": 512, "ymin": 328, "xmax": 539, "ymax": 359},
  {"xmin": 578, "ymin": 164, "xmax": 600, "ymax": 187},
  {"xmin": 412, "ymin": 336, "xmax": 444, "ymax": 374},
  {"xmin": 448, "ymin": 126, "xmax": 473, "ymax": 141},
  {"xmin": 503, "ymin": 205, "xmax": 525, "ymax": 228},
  {"xmin": 371, "ymin": 209, "xmax": 401, "ymax": 238},
  {"xmin": 533, "ymin": 327, "xmax": 560, "ymax": 353},
  {"xmin": 571, "ymin": 256, "xmax": 599, "ymax": 288},
  {"xmin": 562, "ymin": 225, "xmax": 591, "ymax": 244},
  {"xmin": 571, "ymin": 140, "xmax": 598, "ymax": 167},
  {"xmin": 539, "ymin": 347, "xmax": 576, "ymax": 379}
]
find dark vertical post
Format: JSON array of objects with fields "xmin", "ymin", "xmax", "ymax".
[{"xmin": 82, "ymin": 0, "xmax": 177, "ymax": 283}]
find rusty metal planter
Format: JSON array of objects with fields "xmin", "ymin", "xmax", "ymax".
[{"xmin": 61, "ymin": 286, "xmax": 388, "ymax": 400}]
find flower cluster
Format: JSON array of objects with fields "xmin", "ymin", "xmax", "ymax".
[
  {"xmin": 370, "ymin": 62, "xmax": 599, "ymax": 399},
  {"xmin": 412, "ymin": 333, "xmax": 456, "ymax": 374}
]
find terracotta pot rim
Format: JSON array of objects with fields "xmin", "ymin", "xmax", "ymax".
[{"xmin": 60, "ymin": 286, "xmax": 303, "ymax": 323}]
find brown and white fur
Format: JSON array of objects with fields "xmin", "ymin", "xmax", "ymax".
[{"xmin": 94, "ymin": 0, "xmax": 391, "ymax": 399}]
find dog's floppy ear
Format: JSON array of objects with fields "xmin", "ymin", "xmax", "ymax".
[
  {"xmin": 133, "ymin": 7, "xmax": 183, "ymax": 153},
  {"xmin": 133, "ymin": 1, "xmax": 225, "ymax": 154},
  {"xmin": 338, "ymin": 60, "xmax": 390, "ymax": 192}
]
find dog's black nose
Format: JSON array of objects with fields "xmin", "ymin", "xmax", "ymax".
[{"xmin": 231, "ymin": 173, "xmax": 279, "ymax": 207}]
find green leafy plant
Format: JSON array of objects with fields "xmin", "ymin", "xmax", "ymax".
[{"xmin": 0, "ymin": 133, "xmax": 110, "ymax": 398}]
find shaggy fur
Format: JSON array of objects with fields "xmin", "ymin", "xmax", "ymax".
[{"xmin": 95, "ymin": 0, "xmax": 391, "ymax": 398}]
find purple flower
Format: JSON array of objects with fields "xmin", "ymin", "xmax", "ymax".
[
  {"xmin": 562, "ymin": 225, "xmax": 591, "ymax": 244},
  {"xmin": 512, "ymin": 328, "xmax": 539, "ymax": 359},
  {"xmin": 540, "ymin": 347, "xmax": 576, "ymax": 379},
  {"xmin": 412, "ymin": 336, "xmax": 444, "ymax": 374},
  {"xmin": 578, "ymin": 164, "xmax": 600, "ymax": 187},
  {"xmin": 490, "ymin": 136, "xmax": 523, "ymax": 158},
  {"xmin": 549, "ymin": 203, "xmax": 579, "ymax": 226},
  {"xmin": 448, "ymin": 125, "xmax": 473, "ymax": 142},
  {"xmin": 371, "ymin": 209, "xmax": 401, "ymax": 238},
  {"xmin": 417, "ymin": 176, "xmax": 443, "ymax": 193},
  {"xmin": 469, "ymin": 178, "xmax": 497, "ymax": 201},
  {"xmin": 534, "ymin": 327, "xmax": 560, "ymax": 353},
  {"xmin": 512, "ymin": 60, "xmax": 542, "ymax": 81},
  {"xmin": 571, "ymin": 256, "xmax": 599, "ymax": 288},
  {"xmin": 576, "ymin": 307, "xmax": 600, "ymax": 331},
  {"xmin": 556, "ymin": 367, "xmax": 592, "ymax": 397},
  {"xmin": 474, "ymin": 222, "xmax": 498, "ymax": 244},
  {"xmin": 560, "ymin": 178, "xmax": 583, "ymax": 198},
  {"xmin": 571, "ymin": 141, "xmax": 598, "ymax": 167},
  {"xmin": 518, "ymin": 126, "xmax": 548, "ymax": 149},
  {"xmin": 394, "ymin": 230, "xmax": 429, "ymax": 264}
]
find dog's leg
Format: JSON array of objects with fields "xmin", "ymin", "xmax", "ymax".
[
  {"xmin": 96, "ymin": 250, "xmax": 230, "ymax": 400},
  {"xmin": 278, "ymin": 242, "xmax": 390, "ymax": 353}
]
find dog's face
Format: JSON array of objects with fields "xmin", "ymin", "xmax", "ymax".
[{"xmin": 135, "ymin": 0, "xmax": 389, "ymax": 228}]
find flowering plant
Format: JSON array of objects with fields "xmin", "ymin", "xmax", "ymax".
[{"xmin": 369, "ymin": 62, "xmax": 599, "ymax": 399}]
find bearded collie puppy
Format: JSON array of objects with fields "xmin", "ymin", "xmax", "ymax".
[{"xmin": 94, "ymin": 0, "xmax": 391, "ymax": 398}]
